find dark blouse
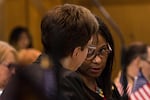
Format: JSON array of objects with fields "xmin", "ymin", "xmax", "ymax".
[{"xmin": 61, "ymin": 72, "xmax": 121, "ymax": 100}]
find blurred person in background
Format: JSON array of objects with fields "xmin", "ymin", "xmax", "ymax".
[
  {"xmin": 114, "ymin": 42, "xmax": 147, "ymax": 99},
  {"xmin": 9, "ymin": 26, "xmax": 33, "ymax": 51},
  {"xmin": 1, "ymin": 4, "xmax": 98, "ymax": 100},
  {"xmin": 130, "ymin": 44, "xmax": 150, "ymax": 100},
  {"xmin": 18, "ymin": 48, "xmax": 41, "ymax": 66},
  {"xmin": 0, "ymin": 41, "xmax": 18, "ymax": 95}
]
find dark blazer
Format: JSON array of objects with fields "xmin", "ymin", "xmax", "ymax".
[
  {"xmin": 0, "ymin": 54, "xmax": 59, "ymax": 100},
  {"xmin": 60, "ymin": 72, "xmax": 103, "ymax": 100},
  {"xmin": 1, "ymin": 54, "xmax": 90, "ymax": 100}
]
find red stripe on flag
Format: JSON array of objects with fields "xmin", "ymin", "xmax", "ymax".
[
  {"xmin": 139, "ymin": 87, "xmax": 149, "ymax": 100},
  {"xmin": 135, "ymin": 91, "xmax": 143, "ymax": 100},
  {"xmin": 130, "ymin": 94, "xmax": 137, "ymax": 100},
  {"xmin": 138, "ymin": 88, "xmax": 145, "ymax": 100},
  {"xmin": 143, "ymin": 84, "xmax": 150, "ymax": 97},
  {"xmin": 130, "ymin": 83, "xmax": 150, "ymax": 100}
]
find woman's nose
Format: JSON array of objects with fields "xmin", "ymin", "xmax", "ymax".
[{"xmin": 92, "ymin": 55, "xmax": 102, "ymax": 64}]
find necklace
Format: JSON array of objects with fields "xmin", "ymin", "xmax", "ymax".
[{"xmin": 95, "ymin": 86, "xmax": 104, "ymax": 98}]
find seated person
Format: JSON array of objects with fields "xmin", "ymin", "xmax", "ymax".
[
  {"xmin": 0, "ymin": 41, "xmax": 18, "ymax": 95},
  {"xmin": 9, "ymin": 26, "xmax": 33, "ymax": 51},
  {"xmin": 18, "ymin": 48, "xmax": 41, "ymax": 66},
  {"xmin": 114, "ymin": 42, "xmax": 147, "ymax": 99},
  {"xmin": 130, "ymin": 44, "xmax": 150, "ymax": 100}
]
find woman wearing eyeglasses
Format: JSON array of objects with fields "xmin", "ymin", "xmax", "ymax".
[
  {"xmin": 0, "ymin": 41, "xmax": 18, "ymax": 96},
  {"xmin": 61, "ymin": 16, "xmax": 120, "ymax": 100},
  {"xmin": 76, "ymin": 16, "xmax": 121, "ymax": 100}
]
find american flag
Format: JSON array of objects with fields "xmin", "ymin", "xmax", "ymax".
[
  {"xmin": 130, "ymin": 71, "xmax": 150, "ymax": 100},
  {"xmin": 132, "ymin": 71, "xmax": 148, "ymax": 93},
  {"xmin": 130, "ymin": 83, "xmax": 150, "ymax": 100}
]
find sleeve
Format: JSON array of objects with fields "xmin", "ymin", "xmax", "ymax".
[
  {"xmin": 59, "ymin": 74, "xmax": 85, "ymax": 100},
  {"xmin": 0, "ymin": 65, "xmax": 46, "ymax": 100},
  {"xmin": 0, "ymin": 75, "xmax": 20, "ymax": 100}
]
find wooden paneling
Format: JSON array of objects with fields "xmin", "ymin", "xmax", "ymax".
[
  {"xmin": 27, "ymin": 0, "xmax": 62, "ymax": 51},
  {"xmin": 100, "ymin": 0, "xmax": 150, "ymax": 5},
  {"xmin": 4, "ymin": 0, "xmax": 27, "ymax": 41}
]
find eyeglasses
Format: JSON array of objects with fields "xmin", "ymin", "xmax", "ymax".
[
  {"xmin": 86, "ymin": 44, "xmax": 112, "ymax": 61},
  {"xmin": 0, "ymin": 62, "xmax": 15, "ymax": 69}
]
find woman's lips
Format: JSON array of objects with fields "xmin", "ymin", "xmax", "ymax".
[{"xmin": 89, "ymin": 67, "xmax": 102, "ymax": 73}]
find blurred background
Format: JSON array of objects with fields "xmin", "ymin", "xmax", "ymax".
[{"xmin": 0, "ymin": 0, "xmax": 150, "ymax": 79}]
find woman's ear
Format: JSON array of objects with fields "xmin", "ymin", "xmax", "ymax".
[
  {"xmin": 138, "ymin": 58, "xmax": 144, "ymax": 69},
  {"xmin": 135, "ymin": 57, "xmax": 141, "ymax": 67},
  {"xmin": 72, "ymin": 47, "xmax": 81, "ymax": 58}
]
